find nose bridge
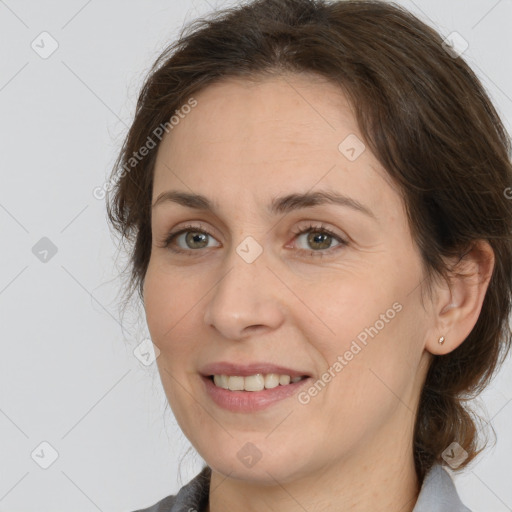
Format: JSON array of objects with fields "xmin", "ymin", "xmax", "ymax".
[{"xmin": 203, "ymin": 237, "xmax": 285, "ymax": 339}]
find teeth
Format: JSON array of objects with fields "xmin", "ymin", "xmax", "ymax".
[
  {"xmin": 213, "ymin": 374, "xmax": 229, "ymax": 389},
  {"xmin": 279, "ymin": 375, "xmax": 290, "ymax": 385},
  {"xmin": 228, "ymin": 376, "xmax": 245, "ymax": 391},
  {"xmin": 212, "ymin": 373, "xmax": 306, "ymax": 391},
  {"xmin": 244, "ymin": 374, "xmax": 265, "ymax": 391},
  {"xmin": 264, "ymin": 373, "xmax": 280, "ymax": 389}
]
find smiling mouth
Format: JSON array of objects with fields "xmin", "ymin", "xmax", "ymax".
[{"xmin": 209, "ymin": 373, "xmax": 309, "ymax": 392}]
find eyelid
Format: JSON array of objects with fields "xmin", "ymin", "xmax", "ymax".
[
  {"xmin": 288, "ymin": 222, "xmax": 348, "ymax": 254},
  {"xmin": 159, "ymin": 222, "xmax": 219, "ymax": 249},
  {"xmin": 291, "ymin": 222, "xmax": 347, "ymax": 243},
  {"xmin": 160, "ymin": 221, "xmax": 349, "ymax": 256}
]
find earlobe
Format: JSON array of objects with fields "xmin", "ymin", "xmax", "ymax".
[{"xmin": 426, "ymin": 240, "xmax": 495, "ymax": 356}]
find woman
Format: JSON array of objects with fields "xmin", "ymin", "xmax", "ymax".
[{"xmin": 106, "ymin": 0, "xmax": 512, "ymax": 511}]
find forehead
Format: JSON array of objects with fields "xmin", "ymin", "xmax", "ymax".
[
  {"xmin": 159, "ymin": 73, "xmax": 354, "ymax": 157},
  {"xmin": 152, "ymin": 73, "xmax": 397, "ymax": 215}
]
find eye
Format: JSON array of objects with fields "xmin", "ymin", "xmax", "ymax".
[
  {"xmin": 160, "ymin": 223, "xmax": 220, "ymax": 255},
  {"xmin": 158, "ymin": 222, "xmax": 348, "ymax": 257},
  {"xmin": 290, "ymin": 223, "xmax": 348, "ymax": 257}
]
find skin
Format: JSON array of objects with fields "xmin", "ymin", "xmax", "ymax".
[{"xmin": 143, "ymin": 72, "xmax": 494, "ymax": 512}]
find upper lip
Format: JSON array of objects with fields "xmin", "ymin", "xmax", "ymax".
[{"xmin": 200, "ymin": 362, "xmax": 311, "ymax": 379}]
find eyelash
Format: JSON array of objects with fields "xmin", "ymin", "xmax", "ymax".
[{"xmin": 160, "ymin": 222, "xmax": 348, "ymax": 258}]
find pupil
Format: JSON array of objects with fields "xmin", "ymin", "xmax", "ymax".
[
  {"xmin": 187, "ymin": 232, "xmax": 208, "ymax": 248},
  {"xmin": 308, "ymin": 232, "xmax": 330, "ymax": 250}
]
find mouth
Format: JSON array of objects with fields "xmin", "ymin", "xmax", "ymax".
[
  {"xmin": 201, "ymin": 373, "xmax": 311, "ymax": 412},
  {"xmin": 209, "ymin": 373, "xmax": 309, "ymax": 392},
  {"xmin": 199, "ymin": 362, "xmax": 312, "ymax": 412}
]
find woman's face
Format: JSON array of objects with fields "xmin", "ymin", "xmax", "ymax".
[{"xmin": 144, "ymin": 73, "xmax": 435, "ymax": 483}]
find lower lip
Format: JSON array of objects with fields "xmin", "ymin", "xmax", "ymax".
[{"xmin": 201, "ymin": 375, "xmax": 311, "ymax": 412}]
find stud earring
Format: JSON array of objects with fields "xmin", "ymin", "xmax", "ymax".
[{"xmin": 438, "ymin": 336, "xmax": 445, "ymax": 345}]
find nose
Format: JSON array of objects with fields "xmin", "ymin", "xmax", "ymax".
[{"xmin": 203, "ymin": 247, "xmax": 286, "ymax": 340}]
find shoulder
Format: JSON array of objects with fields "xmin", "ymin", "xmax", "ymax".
[
  {"xmin": 131, "ymin": 493, "xmax": 177, "ymax": 512},
  {"xmin": 130, "ymin": 466, "xmax": 211, "ymax": 512},
  {"xmin": 413, "ymin": 463, "xmax": 472, "ymax": 512}
]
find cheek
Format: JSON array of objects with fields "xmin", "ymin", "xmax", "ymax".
[
  {"xmin": 144, "ymin": 264, "xmax": 201, "ymax": 421},
  {"xmin": 316, "ymin": 298, "xmax": 426, "ymax": 429},
  {"xmin": 143, "ymin": 261, "xmax": 208, "ymax": 406},
  {"xmin": 297, "ymin": 270, "xmax": 399, "ymax": 357},
  {"xmin": 143, "ymin": 260, "xmax": 194, "ymax": 341},
  {"xmin": 299, "ymin": 268, "xmax": 422, "ymax": 406}
]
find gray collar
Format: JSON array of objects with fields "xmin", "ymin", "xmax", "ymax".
[{"xmin": 413, "ymin": 464, "xmax": 471, "ymax": 511}]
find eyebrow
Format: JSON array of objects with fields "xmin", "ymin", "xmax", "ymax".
[{"xmin": 152, "ymin": 189, "xmax": 376, "ymax": 220}]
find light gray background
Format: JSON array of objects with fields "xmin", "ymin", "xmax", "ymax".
[{"xmin": 1, "ymin": 1, "xmax": 511, "ymax": 511}]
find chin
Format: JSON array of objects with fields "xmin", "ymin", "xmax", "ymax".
[
  {"xmin": 209, "ymin": 457, "xmax": 303, "ymax": 485},
  {"xmin": 195, "ymin": 438, "xmax": 316, "ymax": 486}
]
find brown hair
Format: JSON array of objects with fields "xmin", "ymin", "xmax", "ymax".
[{"xmin": 106, "ymin": 0, "xmax": 512, "ymax": 482}]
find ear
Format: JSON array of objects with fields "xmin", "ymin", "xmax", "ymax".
[{"xmin": 425, "ymin": 240, "xmax": 495, "ymax": 355}]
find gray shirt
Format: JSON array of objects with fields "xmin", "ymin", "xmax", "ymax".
[{"xmin": 132, "ymin": 463, "xmax": 471, "ymax": 511}]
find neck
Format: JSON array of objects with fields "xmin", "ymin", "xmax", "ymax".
[{"xmin": 207, "ymin": 418, "xmax": 420, "ymax": 512}]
